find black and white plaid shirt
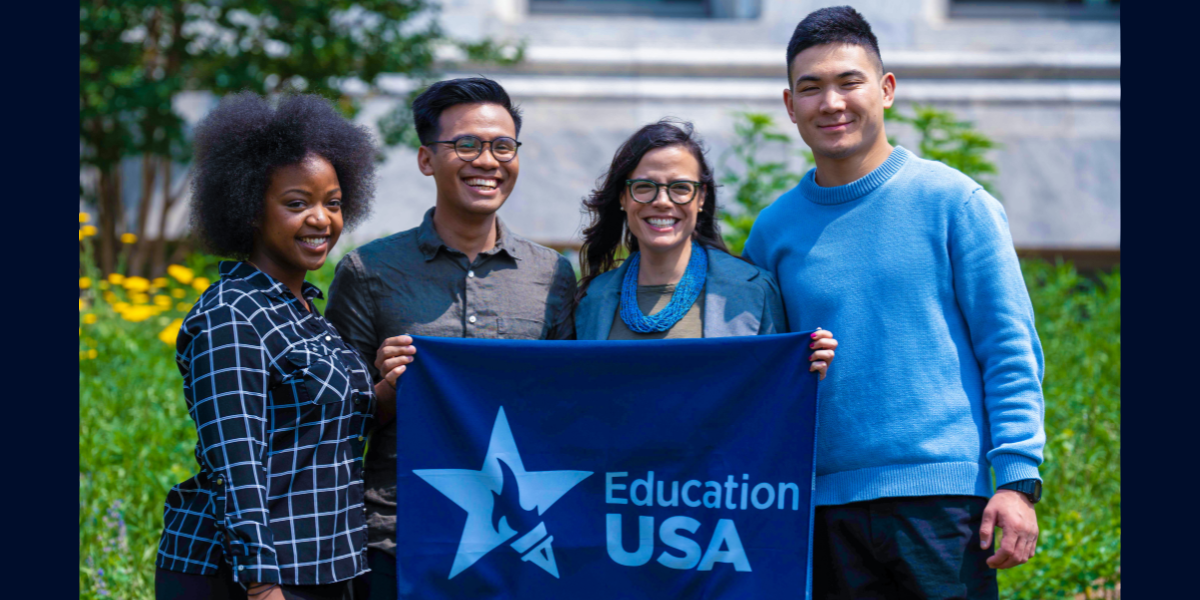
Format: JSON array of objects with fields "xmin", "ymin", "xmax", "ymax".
[{"xmin": 156, "ymin": 261, "xmax": 375, "ymax": 586}]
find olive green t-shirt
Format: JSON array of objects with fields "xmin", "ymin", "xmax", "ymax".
[{"xmin": 607, "ymin": 283, "xmax": 704, "ymax": 340}]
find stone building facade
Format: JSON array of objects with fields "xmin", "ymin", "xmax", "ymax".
[
  {"xmin": 356, "ymin": 0, "xmax": 1119, "ymax": 267},
  {"xmin": 130, "ymin": 1, "xmax": 1119, "ymax": 267}
]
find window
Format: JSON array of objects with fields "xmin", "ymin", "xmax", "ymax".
[
  {"xmin": 529, "ymin": 0, "xmax": 761, "ymax": 19},
  {"xmin": 949, "ymin": 0, "xmax": 1120, "ymax": 20}
]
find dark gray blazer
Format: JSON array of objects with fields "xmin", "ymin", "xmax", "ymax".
[{"xmin": 574, "ymin": 246, "xmax": 788, "ymax": 340}]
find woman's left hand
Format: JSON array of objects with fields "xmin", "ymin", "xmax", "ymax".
[{"xmin": 808, "ymin": 329, "xmax": 837, "ymax": 381}]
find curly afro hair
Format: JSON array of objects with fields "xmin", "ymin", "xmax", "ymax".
[{"xmin": 189, "ymin": 92, "xmax": 377, "ymax": 259}]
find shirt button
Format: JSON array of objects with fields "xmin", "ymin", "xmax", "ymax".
[
  {"xmin": 468, "ymin": 315, "xmax": 477, "ymax": 324},
  {"xmin": 468, "ymin": 270, "xmax": 475, "ymax": 278},
  {"xmin": 215, "ymin": 477, "xmax": 224, "ymax": 485},
  {"xmin": 325, "ymin": 335, "xmax": 332, "ymax": 342},
  {"xmin": 237, "ymin": 565, "xmax": 245, "ymax": 572},
  {"xmin": 358, "ymin": 435, "xmax": 365, "ymax": 442}
]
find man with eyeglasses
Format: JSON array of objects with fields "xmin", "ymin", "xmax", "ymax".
[{"xmin": 325, "ymin": 77, "xmax": 577, "ymax": 600}]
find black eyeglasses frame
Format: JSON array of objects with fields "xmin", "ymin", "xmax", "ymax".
[
  {"xmin": 624, "ymin": 179, "xmax": 703, "ymax": 205},
  {"xmin": 428, "ymin": 135, "xmax": 522, "ymax": 163}
]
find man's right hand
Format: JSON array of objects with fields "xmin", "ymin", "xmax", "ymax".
[{"xmin": 375, "ymin": 335, "xmax": 417, "ymax": 389}]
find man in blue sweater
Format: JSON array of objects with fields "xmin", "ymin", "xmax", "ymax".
[{"xmin": 743, "ymin": 7, "xmax": 1045, "ymax": 599}]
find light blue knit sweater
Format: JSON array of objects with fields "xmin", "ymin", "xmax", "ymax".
[{"xmin": 744, "ymin": 146, "xmax": 1045, "ymax": 507}]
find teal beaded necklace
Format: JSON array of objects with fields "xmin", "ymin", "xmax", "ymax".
[{"xmin": 619, "ymin": 241, "xmax": 707, "ymax": 333}]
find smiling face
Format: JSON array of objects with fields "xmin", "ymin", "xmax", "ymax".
[
  {"xmin": 621, "ymin": 145, "xmax": 705, "ymax": 258},
  {"xmin": 251, "ymin": 153, "xmax": 343, "ymax": 281},
  {"xmin": 784, "ymin": 43, "xmax": 895, "ymax": 162},
  {"xmin": 417, "ymin": 102, "xmax": 519, "ymax": 219}
]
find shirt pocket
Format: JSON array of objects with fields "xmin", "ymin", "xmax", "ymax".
[
  {"xmin": 285, "ymin": 342, "xmax": 353, "ymax": 405},
  {"xmin": 499, "ymin": 316, "xmax": 547, "ymax": 340}
]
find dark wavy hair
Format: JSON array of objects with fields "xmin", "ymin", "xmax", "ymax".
[
  {"xmin": 188, "ymin": 92, "xmax": 377, "ymax": 259},
  {"xmin": 577, "ymin": 119, "xmax": 729, "ymax": 297}
]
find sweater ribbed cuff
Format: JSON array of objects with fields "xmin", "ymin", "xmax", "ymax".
[{"xmin": 990, "ymin": 453, "xmax": 1041, "ymax": 487}]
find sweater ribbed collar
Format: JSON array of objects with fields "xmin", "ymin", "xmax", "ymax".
[{"xmin": 800, "ymin": 145, "xmax": 912, "ymax": 205}]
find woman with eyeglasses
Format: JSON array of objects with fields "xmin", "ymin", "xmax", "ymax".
[{"xmin": 566, "ymin": 119, "xmax": 837, "ymax": 377}]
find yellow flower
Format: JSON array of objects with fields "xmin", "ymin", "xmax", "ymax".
[
  {"xmin": 81, "ymin": 225, "xmax": 98, "ymax": 237},
  {"xmin": 79, "ymin": 277, "xmax": 92, "ymax": 289},
  {"xmin": 79, "ymin": 212, "xmax": 90, "ymax": 223},
  {"xmin": 107, "ymin": 273, "xmax": 125, "ymax": 285},
  {"xmin": 99, "ymin": 281, "xmax": 110, "ymax": 290},
  {"xmin": 159, "ymin": 318, "xmax": 184, "ymax": 346},
  {"xmin": 192, "ymin": 277, "xmax": 211, "ymax": 293},
  {"xmin": 152, "ymin": 277, "xmax": 168, "ymax": 288},
  {"xmin": 120, "ymin": 232, "xmax": 137, "ymax": 244},
  {"xmin": 123, "ymin": 276, "xmax": 150, "ymax": 292},
  {"xmin": 121, "ymin": 305, "xmax": 156, "ymax": 322},
  {"xmin": 79, "ymin": 230, "xmax": 84, "ymax": 242},
  {"xmin": 79, "ymin": 298, "xmax": 86, "ymax": 311},
  {"xmin": 87, "ymin": 349, "xmax": 98, "ymax": 359},
  {"xmin": 176, "ymin": 302, "xmax": 192, "ymax": 312},
  {"xmin": 167, "ymin": 264, "xmax": 194, "ymax": 284},
  {"xmin": 154, "ymin": 295, "xmax": 173, "ymax": 308},
  {"xmin": 131, "ymin": 293, "xmax": 150, "ymax": 305},
  {"xmin": 103, "ymin": 291, "xmax": 116, "ymax": 304},
  {"xmin": 112, "ymin": 302, "xmax": 130, "ymax": 314},
  {"xmin": 83, "ymin": 313, "xmax": 98, "ymax": 324},
  {"xmin": 171, "ymin": 288, "xmax": 186, "ymax": 299}
]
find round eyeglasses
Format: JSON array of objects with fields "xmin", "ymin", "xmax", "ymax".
[
  {"xmin": 429, "ymin": 135, "xmax": 521, "ymax": 163},
  {"xmin": 625, "ymin": 179, "xmax": 701, "ymax": 205}
]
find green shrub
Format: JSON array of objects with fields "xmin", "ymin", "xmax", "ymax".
[
  {"xmin": 886, "ymin": 104, "xmax": 1001, "ymax": 196},
  {"xmin": 998, "ymin": 261, "xmax": 1121, "ymax": 599}
]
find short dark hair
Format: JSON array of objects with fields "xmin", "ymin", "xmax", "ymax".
[
  {"xmin": 411, "ymin": 77, "xmax": 523, "ymax": 146},
  {"xmin": 189, "ymin": 92, "xmax": 376, "ymax": 259},
  {"xmin": 785, "ymin": 6, "xmax": 883, "ymax": 86},
  {"xmin": 577, "ymin": 119, "xmax": 728, "ymax": 295}
]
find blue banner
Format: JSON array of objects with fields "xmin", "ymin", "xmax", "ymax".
[{"xmin": 395, "ymin": 333, "xmax": 819, "ymax": 598}]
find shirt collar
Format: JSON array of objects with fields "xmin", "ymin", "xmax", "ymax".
[
  {"xmin": 219, "ymin": 260, "xmax": 324, "ymax": 301},
  {"xmin": 416, "ymin": 207, "xmax": 523, "ymax": 262}
]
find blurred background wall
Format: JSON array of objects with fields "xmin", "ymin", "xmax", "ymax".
[
  {"xmin": 88, "ymin": 0, "xmax": 1120, "ymax": 267},
  {"xmin": 408, "ymin": 0, "xmax": 1120, "ymax": 266}
]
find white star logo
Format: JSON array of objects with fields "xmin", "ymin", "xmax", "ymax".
[{"xmin": 413, "ymin": 407, "xmax": 593, "ymax": 579}]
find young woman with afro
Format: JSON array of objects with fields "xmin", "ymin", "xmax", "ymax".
[{"xmin": 154, "ymin": 92, "xmax": 388, "ymax": 600}]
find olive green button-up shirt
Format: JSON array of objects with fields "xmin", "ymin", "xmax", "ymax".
[{"xmin": 324, "ymin": 207, "xmax": 577, "ymax": 557}]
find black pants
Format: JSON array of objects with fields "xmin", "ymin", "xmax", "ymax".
[
  {"xmin": 155, "ymin": 562, "xmax": 351, "ymax": 600},
  {"xmin": 812, "ymin": 495, "xmax": 999, "ymax": 600}
]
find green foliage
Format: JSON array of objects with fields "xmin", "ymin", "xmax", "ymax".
[
  {"xmin": 886, "ymin": 104, "xmax": 1000, "ymax": 196},
  {"xmin": 81, "ymin": 310, "xmax": 196, "ymax": 600},
  {"xmin": 998, "ymin": 261, "xmax": 1121, "ymax": 599},
  {"xmin": 80, "ymin": 0, "xmax": 523, "ymax": 274},
  {"xmin": 717, "ymin": 112, "xmax": 811, "ymax": 254}
]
